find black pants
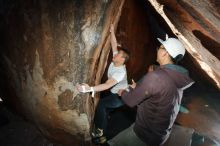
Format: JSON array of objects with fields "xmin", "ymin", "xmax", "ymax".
[{"xmin": 94, "ymin": 93, "xmax": 124, "ymax": 135}]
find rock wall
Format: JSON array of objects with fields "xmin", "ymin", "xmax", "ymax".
[{"xmin": 0, "ymin": 0, "xmax": 125, "ymax": 145}]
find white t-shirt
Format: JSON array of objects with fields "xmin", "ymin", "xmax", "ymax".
[{"xmin": 108, "ymin": 51, "xmax": 128, "ymax": 94}]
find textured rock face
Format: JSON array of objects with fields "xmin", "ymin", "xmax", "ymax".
[
  {"xmin": 0, "ymin": 0, "xmax": 125, "ymax": 145},
  {"xmin": 0, "ymin": 0, "xmax": 219, "ymax": 145}
]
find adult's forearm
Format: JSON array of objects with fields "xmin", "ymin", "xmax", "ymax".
[
  {"xmin": 93, "ymin": 84, "xmax": 110, "ymax": 92},
  {"xmin": 121, "ymin": 88, "xmax": 137, "ymax": 108},
  {"xmin": 110, "ymin": 31, "xmax": 118, "ymax": 52},
  {"xmin": 121, "ymin": 84, "xmax": 147, "ymax": 108}
]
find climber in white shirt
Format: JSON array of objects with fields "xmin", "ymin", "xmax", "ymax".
[{"xmin": 76, "ymin": 24, "xmax": 130, "ymax": 145}]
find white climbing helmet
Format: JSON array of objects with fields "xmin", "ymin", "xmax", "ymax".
[{"xmin": 157, "ymin": 37, "xmax": 185, "ymax": 59}]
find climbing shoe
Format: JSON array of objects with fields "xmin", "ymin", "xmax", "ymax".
[{"xmin": 92, "ymin": 128, "xmax": 104, "ymax": 138}]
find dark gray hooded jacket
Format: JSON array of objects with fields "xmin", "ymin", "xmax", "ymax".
[{"xmin": 121, "ymin": 64, "xmax": 194, "ymax": 146}]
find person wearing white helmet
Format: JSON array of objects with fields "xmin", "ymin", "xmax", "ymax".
[
  {"xmin": 106, "ymin": 37, "xmax": 194, "ymax": 146},
  {"xmin": 157, "ymin": 37, "xmax": 185, "ymax": 64}
]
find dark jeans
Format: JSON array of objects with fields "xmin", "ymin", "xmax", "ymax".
[{"xmin": 94, "ymin": 93, "xmax": 124, "ymax": 135}]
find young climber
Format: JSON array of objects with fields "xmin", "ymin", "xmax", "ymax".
[{"xmin": 76, "ymin": 24, "xmax": 130, "ymax": 144}]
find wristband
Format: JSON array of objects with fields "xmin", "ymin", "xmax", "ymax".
[
  {"xmin": 81, "ymin": 85, "xmax": 95, "ymax": 97},
  {"xmin": 91, "ymin": 87, "xmax": 95, "ymax": 97}
]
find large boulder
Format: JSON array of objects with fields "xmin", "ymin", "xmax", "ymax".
[{"xmin": 0, "ymin": 0, "xmax": 125, "ymax": 145}]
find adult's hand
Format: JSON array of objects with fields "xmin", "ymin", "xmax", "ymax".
[
  {"xmin": 76, "ymin": 83, "xmax": 91, "ymax": 93},
  {"xmin": 118, "ymin": 89, "xmax": 125, "ymax": 96},
  {"xmin": 148, "ymin": 65, "xmax": 154, "ymax": 72},
  {"xmin": 129, "ymin": 79, "xmax": 136, "ymax": 89}
]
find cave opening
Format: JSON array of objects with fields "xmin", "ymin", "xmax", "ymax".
[{"xmin": 100, "ymin": 0, "xmax": 220, "ymax": 145}]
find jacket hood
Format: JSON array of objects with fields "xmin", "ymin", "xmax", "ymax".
[{"xmin": 161, "ymin": 64, "xmax": 194, "ymax": 89}]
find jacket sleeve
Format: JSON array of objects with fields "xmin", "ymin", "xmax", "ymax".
[{"xmin": 121, "ymin": 72, "xmax": 159, "ymax": 107}]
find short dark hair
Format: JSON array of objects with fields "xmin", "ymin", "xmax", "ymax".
[{"xmin": 118, "ymin": 47, "xmax": 130, "ymax": 63}]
